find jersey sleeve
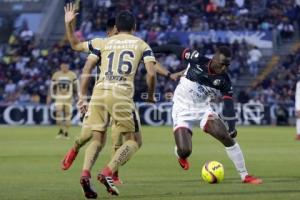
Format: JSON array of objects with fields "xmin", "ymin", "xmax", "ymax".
[
  {"xmin": 51, "ymin": 72, "xmax": 57, "ymax": 82},
  {"xmin": 85, "ymin": 38, "xmax": 104, "ymax": 57},
  {"xmin": 141, "ymin": 43, "xmax": 156, "ymax": 63},
  {"xmin": 87, "ymin": 40, "xmax": 101, "ymax": 60}
]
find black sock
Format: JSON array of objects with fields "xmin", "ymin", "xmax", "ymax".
[{"xmin": 58, "ymin": 129, "xmax": 63, "ymax": 135}]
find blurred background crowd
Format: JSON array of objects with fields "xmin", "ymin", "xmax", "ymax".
[{"xmin": 0, "ymin": 0, "xmax": 299, "ymax": 116}]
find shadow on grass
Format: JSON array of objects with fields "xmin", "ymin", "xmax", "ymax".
[
  {"xmin": 99, "ymin": 189, "xmax": 300, "ymax": 200},
  {"xmin": 98, "ymin": 176, "xmax": 300, "ymax": 200}
]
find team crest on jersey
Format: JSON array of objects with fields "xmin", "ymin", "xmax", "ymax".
[
  {"xmin": 213, "ymin": 79, "xmax": 221, "ymax": 86},
  {"xmin": 191, "ymin": 51, "xmax": 199, "ymax": 58}
]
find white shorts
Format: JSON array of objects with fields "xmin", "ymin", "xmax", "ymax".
[{"xmin": 172, "ymin": 77, "xmax": 218, "ymax": 132}]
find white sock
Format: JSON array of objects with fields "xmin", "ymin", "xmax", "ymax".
[
  {"xmin": 296, "ymin": 119, "xmax": 300, "ymax": 135},
  {"xmin": 225, "ymin": 142, "xmax": 248, "ymax": 180}
]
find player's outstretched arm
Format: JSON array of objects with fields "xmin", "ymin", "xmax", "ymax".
[
  {"xmin": 154, "ymin": 62, "xmax": 185, "ymax": 81},
  {"xmin": 154, "ymin": 62, "xmax": 171, "ymax": 79},
  {"xmin": 77, "ymin": 55, "xmax": 98, "ymax": 114},
  {"xmin": 144, "ymin": 61, "xmax": 157, "ymax": 103},
  {"xmin": 64, "ymin": 2, "xmax": 87, "ymax": 52},
  {"xmin": 170, "ymin": 70, "xmax": 185, "ymax": 81}
]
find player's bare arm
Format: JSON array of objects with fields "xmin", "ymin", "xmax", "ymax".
[
  {"xmin": 170, "ymin": 70, "xmax": 185, "ymax": 81},
  {"xmin": 152, "ymin": 44, "xmax": 188, "ymax": 80},
  {"xmin": 144, "ymin": 61, "xmax": 157, "ymax": 103},
  {"xmin": 64, "ymin": 2, "xmax": 88, "ymax": 52},
  {"xmin": 154, "ymin": 62, "xmax": 171, "ymax": 78},
  {"xmin": 77, "ymin": 55, "xmax": 98, "ymax": 114},
  {"xmin": 155, "ymin": 61, "xmax": 184, "ymax": 81}
]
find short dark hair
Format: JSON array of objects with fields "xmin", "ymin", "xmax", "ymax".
[
  {"xmin": 116, "ymin": 11, "xmax": 136, "ymax": 32},
  {"xmin": 217, "ymin": 46, "xmax": 231, "ymax": 57},
  {"xmin": 106, "ymin": 18, "xmax": 115, "ymax": 31}
]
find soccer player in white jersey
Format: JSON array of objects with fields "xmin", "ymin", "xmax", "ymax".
[{"xmin": 153, "ymin": 44, "xmax": 263, "ymax": 184}]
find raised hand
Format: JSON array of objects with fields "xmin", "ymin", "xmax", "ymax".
[{"xmin": 64, "ymin": 2, "xmax": 78, "ymax": 24}]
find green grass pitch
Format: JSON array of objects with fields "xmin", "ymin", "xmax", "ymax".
[{"xmin": 0, "ymin": 125, "xmax": 299, "ymax": 200}]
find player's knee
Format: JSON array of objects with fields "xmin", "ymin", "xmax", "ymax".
[
  {"xmin": 75, "ymin": 134, "xmax": 92, "ymax": 148},
  {"xmin": 204, "ymin": 120, "xmax": 234, "ymax": 146},
  {"xmin": 218, "ymin": 132, "xmax": 231, "ymax": 141},
  {"xmin": 221, "ymin": 134, "xmax": 235, "ymax": 147},
  {"xmin": 203, "ymin": 119, "xmax": 216, "ymax": 133},
  {"xmin": 92, "ymin": 139, "xmax": 104, "ymax": 150},
  {"xmin": 214, "ymin": 131, "xmax": 235, "ymax": 147},
  {"xmin": 65, "ymin": 119, "xmax": 71, "ymax": 126},
  {"xmin": 56, "ymin": 119, "xmax": 62, "ymax": 125},
  {"xmin": 56, "ymin": 111, "xmax": 62, "ymax": 118}
]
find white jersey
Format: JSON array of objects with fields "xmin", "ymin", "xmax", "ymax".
[
  {"xmin": 295, "ymin": 81, "xmax": 300, "ymax": 111},
  {"xmin": 173, "ymin": 77, "xmax": 219, "ymax": 109},
  {"xmin": 172, "ymin": 77, "xmax": 219, "ymax": 131}
]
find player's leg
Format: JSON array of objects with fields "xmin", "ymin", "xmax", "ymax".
[
  {"xmin": 63, "ymin": 103, "xmax": 72, "ymax": 139},
  {"xmin": 200, "ymin": 111, "xmax": 262, "ymax": 184},
  {"xmin": 111, "ymin": 121, "xmax": 124, "ymax": 185},
  {"xmin": 296, "ymin": 113, "xmax": 300, "ymax": 140},
  {"xmin": 82, "ymin": 130, "xmax": 106, "ymax": 175},
  {"xmin": 109, "ymin": 108, "xmax": 142, "ymax": 170},
  {"xmin": 173, "ymin": 127, "xmax": 192, "ymax": 170},
  {"xmin": 82, "ymin": 131, "xmax": 107, "ymax": 173},
  {"xmin": 171, "ymin": 97, "xmax": 195, "ymax": 170},
  {"xmin": 105, "ymin": 131, "xmax": 141, "ymax": 172},
  {"xmin": 98, "ymin": 100, "xmax": 139, "ymax": 196},
  {"xmin": 61, "ymin": 120, "xmax": 93, "ymax": 170},
  {"xmin": 80, "ymin": 95, "xmax": 111, "ymax": 198},
  {"xmin": 80, "ymin": 130, "xmax": 106, "ymax": 199},
  {"xmin": 54, "ymin": 103, "xmax": 64, "ymax": 138},
  {"xmin": 99, "ymin": 131, "xmax": 139, "ymax": 196}
]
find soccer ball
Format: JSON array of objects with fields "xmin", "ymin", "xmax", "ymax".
[{"xmin": 201, "ymin": 161, "xmax": 224, "ymax": 184}]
